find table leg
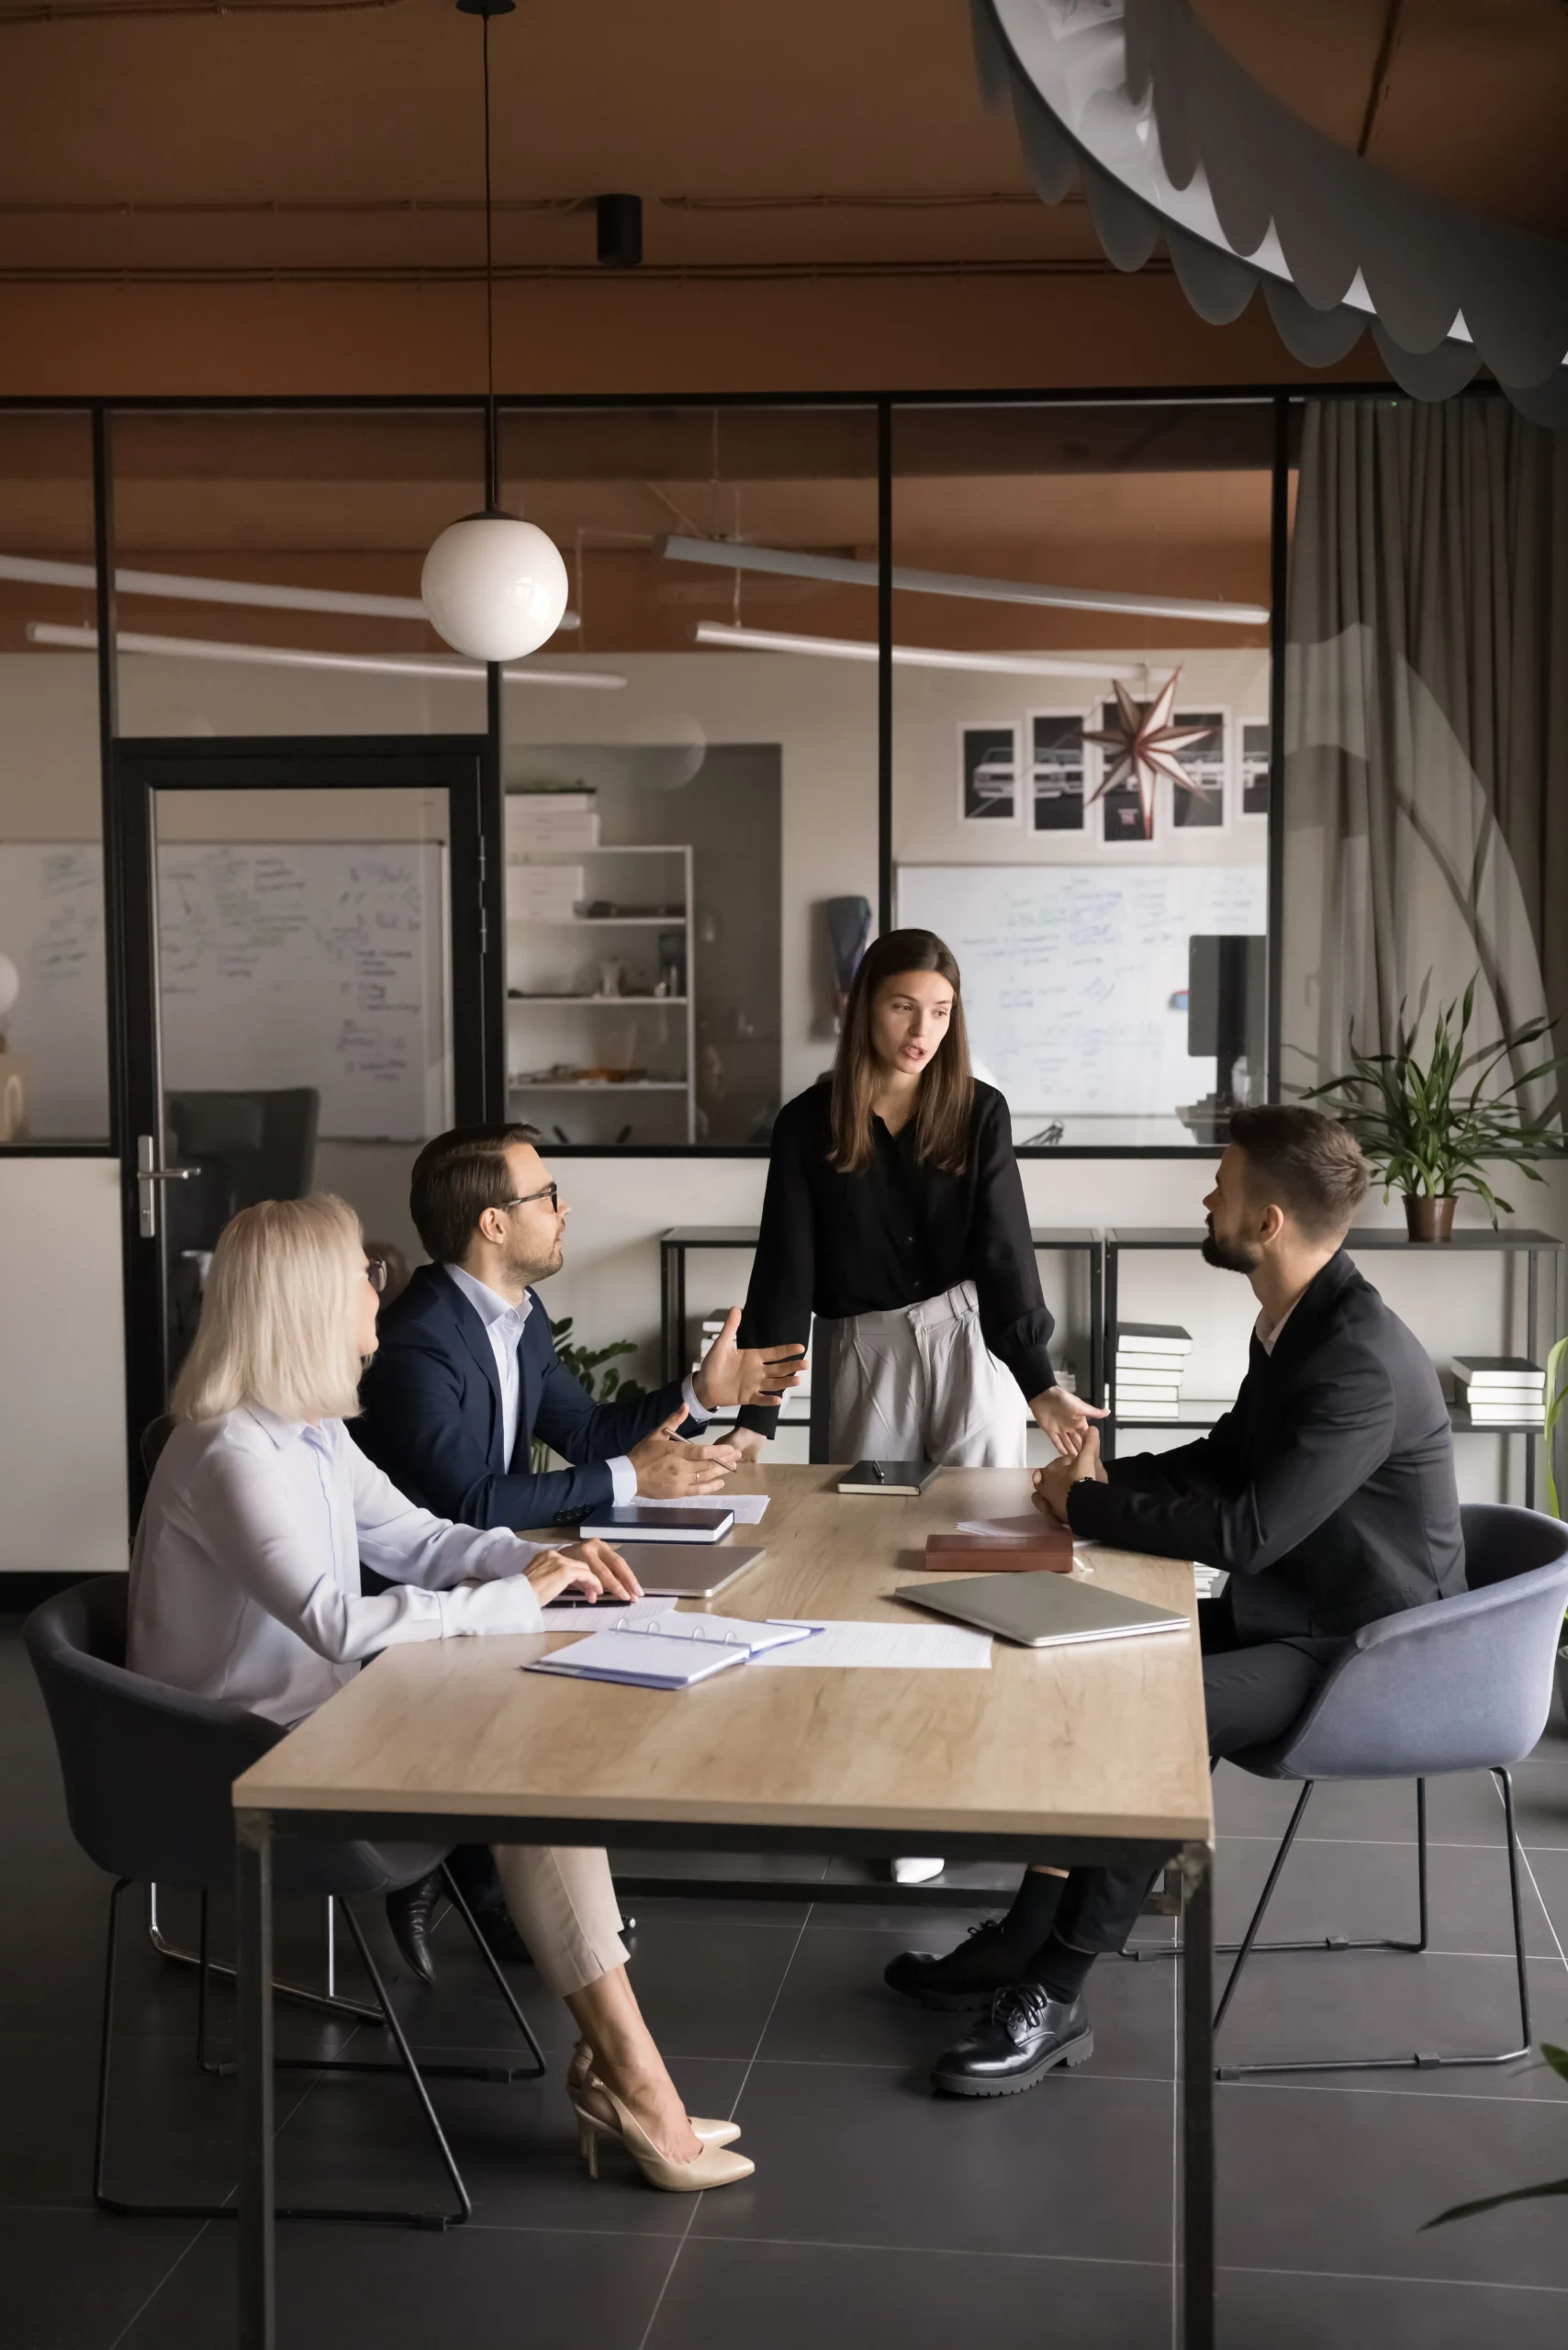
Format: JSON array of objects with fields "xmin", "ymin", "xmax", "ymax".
[
  {"xmin": 1180, "ymin": 1840, "xmax": 1215, "ymax": 2350},
  {"xmin": 237, "ymin": 1809, "xmax": 274, "ymax": 2350}
]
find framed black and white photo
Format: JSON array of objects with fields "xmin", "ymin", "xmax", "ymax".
[
  {"xmin": 1170, "ymin": 710, "xmax": 1227, "ymax": 832},
  {"xmin": 958, "ymin": 722, "xmax": 1020, "ymax": 825},
  {"xmin": 1240, "ymin": 719, "xmax": 1270, "ymax": 818},
  {"xmin": 1027, "ymin": 712, "xmax": 1086, "ymax": 834}
]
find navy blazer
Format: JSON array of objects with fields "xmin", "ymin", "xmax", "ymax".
[
  {"xmin": 1068, "ymin": 1250, "xmax": 1465, "ymax": 1642},
  {"xmin": 355, "ymin": 1263, "xmax": 692, "ymax": 1530}
]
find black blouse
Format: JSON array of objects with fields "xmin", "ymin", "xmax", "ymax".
[{"xmin": 734, "ymin": 1079, "xmax": 1057, "ymax": 1438}]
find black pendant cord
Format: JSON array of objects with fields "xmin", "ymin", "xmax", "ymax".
[{"xmin": 482, "ymin": 9, "xmax": 498, "ymax": 508}]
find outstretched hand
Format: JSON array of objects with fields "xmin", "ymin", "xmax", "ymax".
[
  {"xmin": 692, "ymin": 1306, "xmax": 807, "ymax": 1413},
  {"xmin": 1030, "ymin": 1384, "xmax": 1110, "ymax": 1460}
]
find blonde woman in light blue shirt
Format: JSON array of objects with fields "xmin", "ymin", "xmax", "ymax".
[{"xmin": 129, "ymin": 1192, "xmax": 752, "ymax": 2194}]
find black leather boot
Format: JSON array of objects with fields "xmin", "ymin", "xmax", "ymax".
[
  {"xmin": 386, "ymin": 1871, "xmax": 442, "ymax": 1985},
  {"xmin": 930, "ymin": 1986, "xmax": 1093, "ymax": 2098}
]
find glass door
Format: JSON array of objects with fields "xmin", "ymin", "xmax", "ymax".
[{"xmin": 111, "ymin": 739, "xmax": 496, "ymax": 1505}]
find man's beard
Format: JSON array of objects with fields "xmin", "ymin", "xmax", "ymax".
[
  {"xmin": 1201, "ymin": 1218, "xmax": 1260, "ymax": 1275},
  {"xmin": 506, "ymin": 1235, "xmax": 563, "ymax": 1287}
]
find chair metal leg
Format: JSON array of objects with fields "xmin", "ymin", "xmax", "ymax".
[
  {"xmin": 1124, "ymin": 1777, "xmax": 1432, "ymax": 1964},
  {"xmin": 96, "ymin": 1882, "xmax": 476, "ymax": 2226},
  {"xmin": 1214, "ymin": 1769, "xmax": 1534, "ymax": 2079},
  {"xmin": 148, "ymin": 1880, "xmax": 379, "ymax": 2025},
  {"xmin": 1214, "ymin": 1781, "xmax": 1315, "ymax": 2034}
]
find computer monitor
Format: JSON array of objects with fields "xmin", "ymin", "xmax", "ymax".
[{"xmin": 1187, "ymin": 934, "xmax": 1266, "ymax": 1097}]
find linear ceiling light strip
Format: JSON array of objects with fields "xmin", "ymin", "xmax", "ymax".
[
  {"xmin": 26, "ymin": 621, "xmax": 622, "ymax": 687},
  {"xmin": 659, "ymin": 535, "xmax": 1267, "ymax": 628},
  {"xmin": 692, "ymin": 621, "xmax": 1148, "ymax": 680},
  {"xmin": 0, "ymin": 553, "xmax": 578, "ymax": 629}
]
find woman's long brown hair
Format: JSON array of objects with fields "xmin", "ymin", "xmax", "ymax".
[{"xmin": 829, "ymin": 929, "xmax": 974, "ymax": 1176}]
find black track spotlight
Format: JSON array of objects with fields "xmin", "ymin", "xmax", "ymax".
[{"xmin": 596, "ymin": 192, "xmax": 644, "ymax": 268}]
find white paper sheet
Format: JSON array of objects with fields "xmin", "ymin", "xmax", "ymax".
[
  {"xmin": 955, "ymin": 1514, "xmax": 1093, "ymax": 1547},
  {"xmin": 751, "ymin": 1619, "xmax": 991, "ymax": 1671},
  {"xmin": 537, "ymin": 1595, "xmax": 678, "ymax": 1630},
  {"xmin": 626, "ymin": 1493, "xmax": 770, "ymax": 1524}
]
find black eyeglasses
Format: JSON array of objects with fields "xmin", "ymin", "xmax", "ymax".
[
  {"xmin": 365, "ymin": 1258, "xmax": 387, "ymax": 1294},
  {"xmin": 498, "ymin": 1182, "xmax": 560, "ymax": 1215}
]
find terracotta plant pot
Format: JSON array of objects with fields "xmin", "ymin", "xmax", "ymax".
[{"xmin": 1404, "ymin": 1193, "xmax": 1457, "ymax": 1242}]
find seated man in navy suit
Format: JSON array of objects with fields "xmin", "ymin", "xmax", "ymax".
[
  {"xmin": 358, "ymin": 1121, "xmax": 802, "ymax": 1979},
  {"xmin": 358, "ymin": 1121, "xmax": 802, "ymax": 1529}
]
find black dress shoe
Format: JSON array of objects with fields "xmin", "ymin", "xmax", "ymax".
[
  {"xmin": 475, "ymin": 1907, "xmax": 532, "ymax": 1968},
  {"xmin": 930, "ymin": 1986, "xmax": 1093, "ymax": 2098},
  {"xmin": 883, "ymin": 1919, "xmax": 1029, "ymax": 2011},
  {"xmin": 386, "ymin": 1871, "xmax": 442, "ymax": 1984}
]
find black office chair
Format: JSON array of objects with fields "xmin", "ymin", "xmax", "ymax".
[
  {"xmin": 162, "ymin": 1089, "xmax": 319, "ymax": 1376},
  {"xmin": 24, "ymin": 1578, "xmax": 546, "ymax": 2229}
]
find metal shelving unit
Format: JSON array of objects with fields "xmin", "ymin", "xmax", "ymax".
[
  {"xmin": 1103, "ymin": 1225, "xmax": 1563, "ymax": 1505},
  {"xmin": 505, "ymin": 838, "xmax": 696, "ymax": 1143}
]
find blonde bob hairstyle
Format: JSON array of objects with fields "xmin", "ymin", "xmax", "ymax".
[{"xmin": 171, "ymin": 1193, "xmax": 368, "ymax": 1427}]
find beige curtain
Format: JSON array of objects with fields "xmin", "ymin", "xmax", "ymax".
[{"xmin": 1281, "ymin": 397, "xmax": 1568, "ymax": 1107}]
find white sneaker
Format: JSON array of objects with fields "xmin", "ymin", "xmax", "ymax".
[{"xmin": 891, "ymin": 1856, "xmax": 946, "ymax": 1886}]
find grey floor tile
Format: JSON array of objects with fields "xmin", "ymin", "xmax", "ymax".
[
  {"xmin": 1216, "ymin": 2078, "xmax": 1568, "ymax": 2288},
  {"xmin": 693, "ymin": 2059, "xmax": 1175, "ymax": 2265},
  {"xmin": 1212, "ymin": 1951, "xmax": 1568, "ymax": 2096},
  {"xmin": 269, "ymin": 2048, "xmax": 751, "ymax": 2236},
  {"xmin": 116, "ymin": 2215, "xmax": 676, "ymax": 2350},
  {"xmin": 0, "ymin": 2205, "xmax": 203, "ymax": 2350},
  {"xmin": 1213, "ymin": 1822, "xmax": 1562, "ymax": 1956},
  {"xmin": 758, "ymin": 1914, "xmax": 1177, "ymax": 2081},
  {"xmin": 1217, "ymin": 2265, "xmax": 1568, "ymax": 2350},
  {"xmin": 650, "ymin": 2235, "xmax": 1172, "ymax": 2350}
]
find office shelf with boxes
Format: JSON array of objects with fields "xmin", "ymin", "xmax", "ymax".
[{"xmin": 505, "ymin": 789, "xmax": 696, "ymax": 1146}]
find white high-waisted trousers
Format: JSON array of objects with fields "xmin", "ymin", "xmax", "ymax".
[{"xmin": 817, "ymin": 1280, "xmax": 1028, "ymax": 1467}]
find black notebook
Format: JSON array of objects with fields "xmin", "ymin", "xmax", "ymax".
[{"xmin": 836, "ymin": 1460, "xmax": 938, "ymax": 1497}]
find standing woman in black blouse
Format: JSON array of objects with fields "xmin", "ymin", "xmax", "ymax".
[{"xmin": 727, "ymin": 930, "xmax": 1103, "ymax": 1472}]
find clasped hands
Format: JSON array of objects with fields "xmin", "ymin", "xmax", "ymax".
[{"xmin": 1033, "ymin": 1423, "xmax": 1108, "ymax": 1528}]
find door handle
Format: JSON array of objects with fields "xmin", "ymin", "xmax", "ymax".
[{"xmin": 135, "ymin": 1133, "xmax": 200, "ymax": 1240}]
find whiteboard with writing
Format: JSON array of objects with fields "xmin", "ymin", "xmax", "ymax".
[
  {"xmin": 0, "ymin": 842, "xmax": 450, "ymax": 1140},
  {"xmin": 896, "ymin": 864, "xmax": 1267, "ymax": 1116}
]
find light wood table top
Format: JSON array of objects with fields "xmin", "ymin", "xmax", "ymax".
[{"xmin": 234, "ymin": 1467, "xmax": 1215, "ymax": 1849}]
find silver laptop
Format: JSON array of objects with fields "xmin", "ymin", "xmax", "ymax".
[
  {"xmin": 629, "ymin": 1542, "xmax": 767, "ymax": 1601},
  {"xmin": 894, "ymin": 1572, "xmax": 1188, "ymax": 1649}
]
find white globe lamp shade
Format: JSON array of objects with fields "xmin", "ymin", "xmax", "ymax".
[{"xmin": 420, "ymin": 512, "xmax": 570, "ymax": 662}]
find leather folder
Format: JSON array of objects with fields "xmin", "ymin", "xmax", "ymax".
[{"xmin": 923, "ymin": 1530, "xmax": 1074, "ymax": 1573}]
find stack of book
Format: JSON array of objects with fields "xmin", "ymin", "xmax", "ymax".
[
  {"xmin": 1114, "ymin": 1323, "xmax": 1192, "ymax": 1420},
  {"xmin": 1451, "ymin": 1357, "xmax": 1546, "ymax": 1426}
]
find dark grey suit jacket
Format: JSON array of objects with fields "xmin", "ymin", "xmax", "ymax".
[{"xmin": 1067, "ymin": 1250, "xmax": 1465, "ymax": 1640}]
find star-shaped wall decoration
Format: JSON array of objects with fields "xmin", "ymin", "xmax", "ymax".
[{"xmin": 1084, "ymin": 670, "xmax": 1215, "ymax": 841}]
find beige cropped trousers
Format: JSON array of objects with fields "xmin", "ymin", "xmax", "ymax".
[
  {"xmin": 819, "ymin": 1280, "xmax": 1028, "ymax": 1468},
  {"xmin": 490, "ymin": 1844, "xmax": 629, "ymax": 1998}
]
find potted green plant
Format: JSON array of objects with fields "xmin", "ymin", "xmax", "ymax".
[
  {"xmin": 1301, "ymin": 979, "xmax": 1566, "ymax": 1240},
  {"xmin": 530, "ymin": 1315, "xmax": 646, "ymax": 1474}
]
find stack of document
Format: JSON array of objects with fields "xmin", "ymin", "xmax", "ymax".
[
  {"xmin": 1452, "ymin": 1357, "xmax": 1547, "ymax": 1425},
  {"xmin": 1114, "ymin": 1322, "xmax": 1192, "ymax": 1419},
  {"xmin": 506, "ymin": 863, "xmax": 584, "ymax": 923},
  {"xmin": 529, "ymin": 1614, "xmax": 817, "ymax": 1690},
  {"xmin": 506, "ymin": 789, "xmax": 600, "ymax": 854}
]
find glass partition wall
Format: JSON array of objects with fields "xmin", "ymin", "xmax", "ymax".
[
  {"xmin": 891, "ymin": 401, "xmax": 1277, "ymax": 1148},
  {"xmin": 0, "ymin": 394, "xmax": 1289, "ymax": 1163},
  {"xmin": 498, "ymin": 404, "xmax": 879, "ymax": 1149}
]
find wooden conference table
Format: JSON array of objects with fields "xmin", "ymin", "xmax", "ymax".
[{"xmin": 232, "ymin": 1465, "xmax": 1216, "ymax": 2347}]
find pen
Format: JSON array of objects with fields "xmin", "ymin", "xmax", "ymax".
[{"xmin": 871, "ymin": 1462, "xmax": 884, "ymax": 1483}]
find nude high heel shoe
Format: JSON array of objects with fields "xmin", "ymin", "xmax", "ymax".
[
  {"xmin": 578, "ymin": 2070, "xmax": 740, "ymax": 2148},
  {"xmin": 572, "ymin": 2081, "xmax": 754, "ymax": 2192}
]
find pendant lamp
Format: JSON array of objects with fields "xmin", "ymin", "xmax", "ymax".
[{"xmin": 421, "ymin": 0, "xmax": 568, "ymax": 663}]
